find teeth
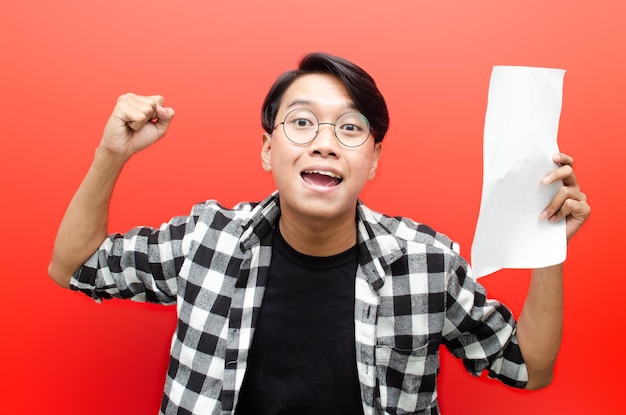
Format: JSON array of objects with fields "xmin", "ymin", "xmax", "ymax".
[{"xmin": 304, "ymin": 170, "xmax": 342, "ymax": 179}]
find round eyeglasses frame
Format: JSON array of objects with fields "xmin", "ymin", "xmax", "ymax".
[{"xmin": 271, "ymin": 108, "xmax": 372, "ymax": 148}]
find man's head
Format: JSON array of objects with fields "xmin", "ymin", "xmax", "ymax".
[
  {"xmin": 260, "ymin": 70, "xmax": 384, "ymax": 228},
  {"xmin": 261, "ymin": 52, "xmax": 389, "ymax": 143}
]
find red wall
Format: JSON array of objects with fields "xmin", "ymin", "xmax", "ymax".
[{"xmin": 1, "ymin": 1, "xmax": 623, "ymax": 413}]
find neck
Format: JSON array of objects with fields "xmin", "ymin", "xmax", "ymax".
[{"xmin": 278, "ymin": 209, "xmax": 357, "ymax": 257}]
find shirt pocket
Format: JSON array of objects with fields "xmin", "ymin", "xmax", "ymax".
[{"xmin": 375, "ymin": 342, "xmax": 439, "ymax": 414}]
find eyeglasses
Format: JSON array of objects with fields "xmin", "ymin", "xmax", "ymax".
[{"xmin": 271, "ymin": 108, "xmax": 372, "ymax": 148}]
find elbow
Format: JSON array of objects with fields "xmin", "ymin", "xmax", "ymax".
[
  {"xmin": 525, "ymin": 368, "xmax": 555, "ymax": 390},
  {"xmin": 47, "ymin": 260, "xmax": 73, "ymax": 289}
]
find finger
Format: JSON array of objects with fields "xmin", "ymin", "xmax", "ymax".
[
  {"xmin": 134, "ymin": 95, "xmax": 168, "ymax": 125},
  {"xmin": 542, "ymin": 164, "xmax": 577, "ymax": 187},
  {"xmin": 540, "ymin": 186, "xmax": 587, "ymax": 221},
  {"xmin": 119, "ymin": 93, "xmax": 164, "ymax": 108},
  {"xmin": 552, "ymin": 152, "xmax": 574, "ymax": 167},
  {"xmin": 117, "ymin": 96, "xmax": 162, "ymax": 131},
  {"xmin": 550, "ymin": 198, "xmax": 590, "ymax": 230},
  {"xmin": 542, "ymin": 152, "xmax": 579, "ymax": 186},
  {"xmin": 146, "ymin": 94, "xmax": 165, "ymax": 107},
  {"xmin": 547, "ymin": 197, "xmax": 577, "ymax": 223},
  {"xmin": 155, "ymin": 105, "xmax": 175, "ymax": 121},
  {"xmin": 153, "ymin": 106, "xmax": 176, "ymax": 136},
  {"xmin": 125, "ymin": 107, "xmax": 157, "ymax": 131}
]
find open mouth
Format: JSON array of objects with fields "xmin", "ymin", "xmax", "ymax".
[{"xmin": 301, "ymin": 170, "xmax": 343, "ymax": 187}]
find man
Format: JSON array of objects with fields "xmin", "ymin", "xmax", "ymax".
[{"xmin": 48, "ymin": 52, "xmax": 590, "ymax": 414}]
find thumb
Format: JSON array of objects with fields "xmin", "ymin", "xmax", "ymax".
[{"xmin": 153, "ymin": 105, "xmax": 175, "ymax": 137}]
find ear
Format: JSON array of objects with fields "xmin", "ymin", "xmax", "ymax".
[
  {"xmin": 261, "ymin": 132, "xmax": 272, "ymax": 172},
  {"xmin": 368, "ymin": 142, "xmax": 383, "ymax": 180}
]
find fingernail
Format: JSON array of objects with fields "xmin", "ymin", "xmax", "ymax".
[{"xmin": 539, "ymin": 210, "xmax": 548, "ymax": 220}]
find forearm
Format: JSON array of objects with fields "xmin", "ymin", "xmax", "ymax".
[
  {"xmin": 516, "ymin": 263, "xmax": 564, "ymax": 389},
  {"xmin": 48, "ymin": 147, "xmax": 127, "ymax": 287}
]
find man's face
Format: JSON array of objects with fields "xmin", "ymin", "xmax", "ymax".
[{"xmin": 261, "ymin": 73, "xmax": 382, "ymax": 223}]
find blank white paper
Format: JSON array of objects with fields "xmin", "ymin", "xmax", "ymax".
[{"xmin": 471, "ymin": 66, "xmax": 567, "ymax": 278}]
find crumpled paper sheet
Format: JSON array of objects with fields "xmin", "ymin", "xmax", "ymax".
[{"xmin": 471, "ymin": 66, "xmax": 567, "ymax": 278}]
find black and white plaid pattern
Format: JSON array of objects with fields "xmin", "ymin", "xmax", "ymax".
[{"xmin": 72, "ymin": 192, "xmax": 527, "ymax": 415}]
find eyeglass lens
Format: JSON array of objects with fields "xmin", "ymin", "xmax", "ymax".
[{"xmin": 282, "ymin": 108, "xmax": 370, "ymax": 147}]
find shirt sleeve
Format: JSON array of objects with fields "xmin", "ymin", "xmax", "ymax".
[
  {"xmin": 441, "ymin": 254, "xmax": 528, "ymax": 388},
  {"xmin": 70, "ymin": 209, "xmax": 199, "ymax": 305}
]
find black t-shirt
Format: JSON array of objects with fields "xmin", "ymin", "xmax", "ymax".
[{"xmin": 236, "ymin": 227, "xmax": 364, "ymax": 415}]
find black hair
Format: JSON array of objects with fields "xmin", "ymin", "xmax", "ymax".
[{"xmin": 261, "ymin": 52, "xmax": 389, "ymax": 143}]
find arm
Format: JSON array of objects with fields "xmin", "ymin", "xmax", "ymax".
[
  {"xmin": 517, "ymin": 153, "xmax": 590, "ymax": 389},
  {"xmin": 48, "ymin": 93, "xmax": 175, "ymax": 288}
]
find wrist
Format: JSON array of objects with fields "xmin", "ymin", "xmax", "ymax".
[{"xmin": 94, "ymin": 145, "xmax": 131, "ymax": 168}]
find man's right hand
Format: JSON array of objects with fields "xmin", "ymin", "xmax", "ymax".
[
  {"xmin": 48, "ymin": 93, "xmax": 175, "ymax": 288},
  {"xmin": 100, "ymin": 93, "xmax": 175, "ymax": 160}
]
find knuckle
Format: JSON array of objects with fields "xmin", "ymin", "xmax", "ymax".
[
  {"xmin": 562, "ymin": 185, "xmax": 576, "ymax": 197},
  {"xmin": 563, "ymin": 198, "xmax": 576, "ymax": 210},
  {"xmin": 566, "ymin": 186, "xmax": 577, "ymax": 198},
  {"xmin": 562, "ymin": 164, "xmax": 574, "ymax": 176},
  {"xmin": 118, "ymin": 92, "xmax": 134, "ymax": 102},
  {"xmin": 555, "ymin": 186, "xmax": 570, "ymax": 199}
]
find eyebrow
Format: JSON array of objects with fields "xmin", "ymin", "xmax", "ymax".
[{"xmin": 285, "ymin": 99, "xmax": 357, "ymax": 111}]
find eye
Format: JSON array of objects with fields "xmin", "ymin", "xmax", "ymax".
[
  {"xmin": 285, "ymin": 109, "xmax": 317, "ymax": 129},
  {"xmin": 294, "ymin": 118, "xmax": 314, "ymax": 128},
  {"xmin": 337, "ymin": 113, "xmax": 368, "ymax": 136},
  {"xmin": 341, "ymin": 123, "xmax": 360, "ymax": 132}
]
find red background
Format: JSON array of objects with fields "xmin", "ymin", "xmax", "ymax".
[{"xmin": 1, "ymin": 1, "xmax": 623, "ymax": 413}]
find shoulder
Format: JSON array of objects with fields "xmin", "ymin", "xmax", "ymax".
[
  {"xmin": 190, "ymin": 199, "xmax": 259, "ymax": 222},
  {"xmin": 190, "ymin": 192, "xmax": 276, "ymax": 223},
  {"xmin": 357, "ymin": 204, "xmax": 476, "ymax": 299},
  {"xmin": 186, "ymin": 192, "xmax": 280, "ymax": 245},
  {"xmin": 357, "ymin": 202, "xmax": 459, "ymax": 254}
]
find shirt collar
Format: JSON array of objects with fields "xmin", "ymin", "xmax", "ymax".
[
  {"xmin": 355, "ymin": 200, "xmax": 405, "ymax": 291},
  {"xmin": 240, "ymin": 192, "xmax": 404, "ymax": 291}
]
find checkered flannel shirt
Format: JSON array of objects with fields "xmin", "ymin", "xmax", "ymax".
[{"xmin": 71, "ymin": 191, "xmax": 527, "ymax": 415}]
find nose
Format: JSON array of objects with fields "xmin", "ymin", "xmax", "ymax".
[{"xmin": 310, "ymin": 122, "xmax": 339, "ymax": 157}]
